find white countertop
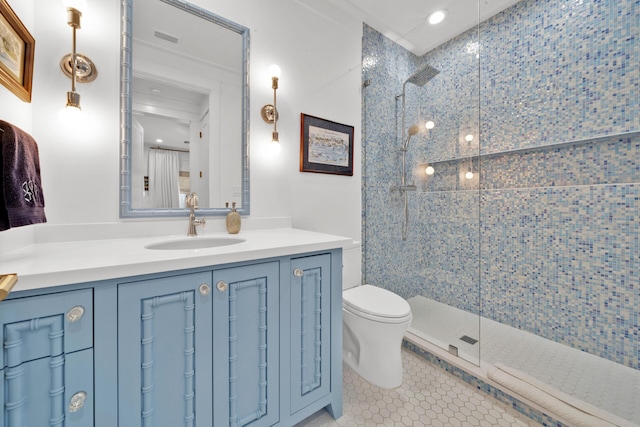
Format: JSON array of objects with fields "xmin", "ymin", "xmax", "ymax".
[{"xmin": 1, "ymin": 228, "xmax": 352, "ymax": 293}]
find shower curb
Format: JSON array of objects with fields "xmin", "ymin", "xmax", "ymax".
[{"xmin": 403, "ymin": 339, "xmax": 567, "ymax": 427}]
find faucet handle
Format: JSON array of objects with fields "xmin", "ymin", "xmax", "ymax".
[{"xmin": 186, "ymin": 192, "xmax": 199, "ymax": 209}]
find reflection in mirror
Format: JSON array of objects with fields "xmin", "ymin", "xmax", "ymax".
[
  {"xmin": 120, "ymin": 0, "xmax": 250, "ymax": 217},
  {"xmin": 132, "ymin": 77, "xmax": 205, "ymax": 209}
]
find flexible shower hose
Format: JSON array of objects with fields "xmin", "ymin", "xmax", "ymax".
[{"xmin": 402, "ymin": 190, "xmax": 409, "ymax": 241}]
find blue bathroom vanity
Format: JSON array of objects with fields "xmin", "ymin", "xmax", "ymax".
[{"xmin": 0, "ymin": 229, "xmax": 348, "ymax": 427}]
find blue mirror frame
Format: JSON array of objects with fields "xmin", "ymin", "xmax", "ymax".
[{"xmin": 119, "ymin": 0, "xmax": 250, "ymax": 218}]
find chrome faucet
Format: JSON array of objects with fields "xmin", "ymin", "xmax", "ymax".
[{"xmin": 185, "ymin": 192, "xmax": 206, "ymax": 236}]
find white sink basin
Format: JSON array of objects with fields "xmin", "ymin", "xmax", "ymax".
[{"xmin": 145, "ymin": 237, "xmax": 245, "ymax": 250}]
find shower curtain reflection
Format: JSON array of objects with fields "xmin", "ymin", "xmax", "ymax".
[{"xmin": 148, "ymin": 148, "xmax": 181, "ymax": 208}]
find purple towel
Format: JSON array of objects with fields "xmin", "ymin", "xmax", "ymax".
[{"xmin": 0, "ymin": 120, "xmax": 47, "ymax": 231}]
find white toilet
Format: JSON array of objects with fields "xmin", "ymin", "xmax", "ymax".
[{"xmin": 342, "ymin": 247, "xmax": 412, "ymax": 389}]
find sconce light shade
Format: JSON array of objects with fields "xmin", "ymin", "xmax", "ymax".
[
  {"xmin": 59, "ymin": 87, "xmax": 83, "ymax": 126},
  {"xmin": 59, "ymin": 104, "xmax": 82, "ymax": 126},
  {"xmin": 268, "ymin": 64, "xmax": 281, "ymax": 79}
]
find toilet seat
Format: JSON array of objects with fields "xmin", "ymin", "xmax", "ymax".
[{"xmin": 343, "ymin": 285, "xmax": 412, "ymax": 323}]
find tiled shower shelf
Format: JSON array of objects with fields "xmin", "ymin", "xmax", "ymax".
[
  {"xmin": 420, "ymin": 130, "xmax": 640, "ymax": 167},
  {"xmin": 417, "ymin": 129, "xmax": 640, "ymax": 192}
]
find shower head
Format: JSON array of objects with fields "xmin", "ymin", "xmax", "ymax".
[
  {"xmin": 400, "ymin": 64, "xmax": 440, "ymax": 154},
  {"xmin": 401, "ymin": 64, "xmax": 440, "ymax": 144},
  {"xmin": 404, "ymin": 64, "xmax": 440, "ymax": 88},
  {"xmin": 403, "ymin": 124, "xmax": 421, "ymax": 151},
  {"xmin": 407, "ymin": 124, "xmax": 420, "ymax": 136}
]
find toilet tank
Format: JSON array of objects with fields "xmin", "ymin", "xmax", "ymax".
[{"xmin": 342, "ymin": 243, "xmax": 362, "ymax": 290}]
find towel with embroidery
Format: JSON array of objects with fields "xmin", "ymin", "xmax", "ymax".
[{"xmin": 0, "ymin": 120, "xmax": 47, "ymax": 231}]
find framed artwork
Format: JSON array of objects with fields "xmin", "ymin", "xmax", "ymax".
[
  {"xmin": 0, "ymin": 0, "xmax": 34, "ymax": 102},
  {"xmin": 300, "ymin": 113, "xmax": 354, "ymax": 176}
]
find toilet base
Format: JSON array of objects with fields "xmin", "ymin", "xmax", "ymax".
[
  {"xmin": 343, "ymin": 348, "xmax": 403, "ymax": 389},
  {"xmin": 342, "ymin": 310, "xmax": 411, "ymax": 389}
]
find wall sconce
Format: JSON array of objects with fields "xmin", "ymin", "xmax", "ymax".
[
  {"xmin": 261, "ymin": 64, "xmax": 281, "ymax": 151},
  {"xmin": 59, "ymin": 0, "xmax": 98, "ymax": 124}
]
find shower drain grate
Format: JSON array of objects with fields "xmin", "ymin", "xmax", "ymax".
[{"xmin": 459, "ymin": 335, "xmax": 478, "ymax": 345}]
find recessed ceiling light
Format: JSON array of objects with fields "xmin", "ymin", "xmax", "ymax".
[
  {"xmin": 427, "ymin": 10, "xmax": 447, "ymax": 25},
  {"xmin": 156, "ymin": 139, "xmax": 163, "ymax": 143}
]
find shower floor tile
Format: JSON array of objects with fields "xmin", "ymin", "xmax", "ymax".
[
  {"xmin": 407, "ymin": 295, "xmax": 640, "ymax": 425},
  {"xmin": 295, "ymin": 349, "xmax": 541, "ymax": 427},
  {"xmin": 408, "ymin": 296, "xmax": 481, "ymax": 364}
]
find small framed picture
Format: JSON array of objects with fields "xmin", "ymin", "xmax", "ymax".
[
  {"xmin": 0, "ymin": 0, "xmax": 35, "ymax": 103},
  {"xmin": 300, "ymin": 113, "xmax": 354, "ymax": 176}
]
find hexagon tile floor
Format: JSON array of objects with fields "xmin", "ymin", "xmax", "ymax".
[{"xmin": 295, "ymin": 349, "xmax": 542, "ymax": 427}]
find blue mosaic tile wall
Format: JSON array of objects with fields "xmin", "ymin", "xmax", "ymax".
[{"xmin": 363, "ymin": 0, "xmax": 640, "ymax": 369}]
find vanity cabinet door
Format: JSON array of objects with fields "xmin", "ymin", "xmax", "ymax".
[
  {"xmin": 1, "ymin": 349, "xmax": 94, "ymax": 427},
  {"xmin": 289, "ymin": 254, "xmax": 332, "ymax": 414},
  {"xmin": 212, "ymin": 262, "xmax": 280, "ymax": 427},
  {"xmin": 0, "ymin": 289, "xmax": 93, "ymax": 367},
  {"xmin": 0, "ymin": 289, "xmax": 94, "ymax": 427},
  {"xmin": 117, "ymin": 272, "xmax": 213, "ymax": 427}
]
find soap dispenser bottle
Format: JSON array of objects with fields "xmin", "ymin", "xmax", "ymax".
[{"xmin": 226, "ymin": 202, "xmax": 241, "ymax": 234}]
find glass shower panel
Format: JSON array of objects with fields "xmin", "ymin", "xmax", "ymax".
[
  {"xmin": 359, "ymin": 4, "xmax": 483, "ymax": 365},
  {"xmin": 477, "ymin": 1, "xmax": 640, "ymax": 424},
  {"xmin": 405, "ymin": 10, "xmax": 481, "ymax": 365}
]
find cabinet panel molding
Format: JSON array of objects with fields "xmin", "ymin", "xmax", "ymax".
[
  {"xmin": 0, "ymin": 289, "xmax": 93, "ymax": 368},
  {"xmin": 2, "ymin": 349, "xmax": 94, "ymax": 427},
  {"xmin": 213, "ymin": 262, "xmax": 280, "ymax": 427},
  {"xmin": 140, "ymin": 292, "xmax": 197, "ymax": 426},
  {"xmin": 290, "ymin": 254, "xmax": 332, "ymax": 414},
  {"xmin": 118, "ymin": 272, "xmax": 213, "ymax": 427}
]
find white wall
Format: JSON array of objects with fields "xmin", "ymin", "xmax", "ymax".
[{"xmin": 0, "ymin": 0, "xmax": 362, "ymax": 247}]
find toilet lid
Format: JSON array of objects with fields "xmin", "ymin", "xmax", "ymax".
[{"xmin": 343, "ymin": 285, "xmax": 411, "ymax": 319}]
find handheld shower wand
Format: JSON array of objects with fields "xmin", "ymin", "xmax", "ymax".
[
  {"xmin": 401, "ymin": 124, "xmax": 420, "ymax": 188},
  {"xmin": 399, "ymin": 124, "xmax": 421, "ymax": 241},
  {"xmin": 403, "ymin": 124, "xmax": 421, "ymax": 151}
]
